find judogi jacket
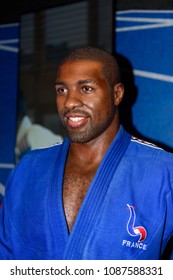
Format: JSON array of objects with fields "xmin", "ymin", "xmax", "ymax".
[{"xmin": 0, "ymin": 126, "xmax": 173, "ymax": 259}]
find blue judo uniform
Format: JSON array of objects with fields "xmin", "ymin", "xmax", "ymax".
[{"xmin": 0, "ymin": 126, "xmax": 173, "ymax": 259}]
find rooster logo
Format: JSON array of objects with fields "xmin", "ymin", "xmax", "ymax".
[{"xmin": 127, "ymin": 204, "xmax": 147, "ymax": 242}]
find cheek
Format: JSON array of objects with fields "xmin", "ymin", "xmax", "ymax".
[
  {"xmin": 99, "ymin": 99, "xmax": 115, "ymax": 121},
  {"xmin": 94, "ymin": 97, "xmax": 113, "ymax": 114},
  {"xmin": 88, "ymin": 99, "xmax": 113, "ymax": 122},
  {"xmin": 56, "ymin": 96, "xmax": 64, "ymax": 113}
]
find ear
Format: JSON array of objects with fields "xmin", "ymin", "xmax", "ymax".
[{"xmin": 113, "ymin": 83, "xmax": 124, "ymax": 106}]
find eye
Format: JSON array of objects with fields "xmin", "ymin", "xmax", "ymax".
[
  {"xmin": 55, "ymin": 87, "xmax": 68, "ymax": 95},
  {"xmin": 81, "ymin": 86, "xmax": 93, "ymax": 93}
]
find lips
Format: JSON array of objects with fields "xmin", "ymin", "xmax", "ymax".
[{"xmin": 65, "ymin": 113, "xmax": 89, "ymax": 128}]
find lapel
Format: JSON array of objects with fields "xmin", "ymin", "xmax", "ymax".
[{"xmin": 62, "ymin": 126, "xmax": 131, "ymax": 259}]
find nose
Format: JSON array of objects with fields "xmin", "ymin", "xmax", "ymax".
[{"xmin": 64, "ymin": 90, "xmax": 83, "ymax": 109}]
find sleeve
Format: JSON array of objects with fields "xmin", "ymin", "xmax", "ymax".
[
  {"xmin": 161, "ymin": 162, "xmax": 173, "ymax": 260},
  {"xmin": 0, "ymin": 170, "xmax": 15, "ymax": 259},
  {"xmin": 163, "ymin": 189, "xmax": 173, "ymax": 259}
]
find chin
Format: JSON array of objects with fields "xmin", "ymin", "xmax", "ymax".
[{"xmin": 68, "ymin": 131, "xmax": 92, "ymax": 143}]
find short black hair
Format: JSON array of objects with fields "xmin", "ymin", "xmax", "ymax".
[{"xmin": 59, "ymin": 46, "xmax": 121, "ymax": 90}]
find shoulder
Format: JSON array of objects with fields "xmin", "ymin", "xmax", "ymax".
[
  {"xmin": 131, "ymin": 136, "xmax": 163, "ymax": 150},
  {"xmin": 129, "ymin": 135, "xmax": 173, "ymax": 171},
  {"xmin": 5, "ymin": 140, "xmax": 67, "ymax": 199},
  {"xmin": 8, "ymin": 140, "xmax": 68, "ymax": 184},
  {"xmin": 17, "ymin": 141, "xmax": 64, "ymax": 166},
  {"xmin": 130, "ymin": 135, "xmax": 172, "ymax": 155}
]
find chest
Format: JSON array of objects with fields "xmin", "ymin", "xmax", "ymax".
[{"xmin": 63, "ymin": 171, "xmax": 94, "ymax": 231}]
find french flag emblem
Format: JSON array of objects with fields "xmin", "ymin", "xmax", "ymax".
[{"xmin": 127, "ymin": 204, "xmax": 147, "ymax": 242}]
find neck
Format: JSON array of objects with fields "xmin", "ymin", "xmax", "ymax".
[{"xmin": 68, "ymin": 122, "xmax": 120, "ymax": 167}]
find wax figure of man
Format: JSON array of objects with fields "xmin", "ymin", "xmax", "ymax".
[{"xmin": 0, "ymin": 47, "xmax": 173, "ymax": 260}]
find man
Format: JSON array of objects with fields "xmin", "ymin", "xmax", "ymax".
[{"xmin": 0, "ymin": 47, "xmax": 173, "ymax": 259}]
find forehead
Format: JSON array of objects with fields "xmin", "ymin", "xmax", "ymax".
[{"xmin": 57, "ymin": 60, "xmax": 104, "ymax": 80}]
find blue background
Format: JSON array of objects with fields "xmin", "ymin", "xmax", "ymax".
[
  {"xmin": 116, "ymin": 10, "xmax": 173, "ymax": 151},
  {"xmin": 0, "ymin": 23, "xmax": 19, "ymax": 204}
]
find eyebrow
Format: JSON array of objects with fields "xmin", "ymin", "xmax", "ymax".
[
  {"xmin": 55, "ymin": 79, "xmax": 96, "ymax": 86},
  {"xmin": 54, "ymin": 81, "xmax": 66, "ymax": 86},
  {"xmin": 78, "ymin": 79, "xmax": 96, "ymax": 85}
]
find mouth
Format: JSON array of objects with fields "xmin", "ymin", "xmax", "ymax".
[{"xmin": 65, "ymin": 114, "xmax": 89, "ymax": 128}]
